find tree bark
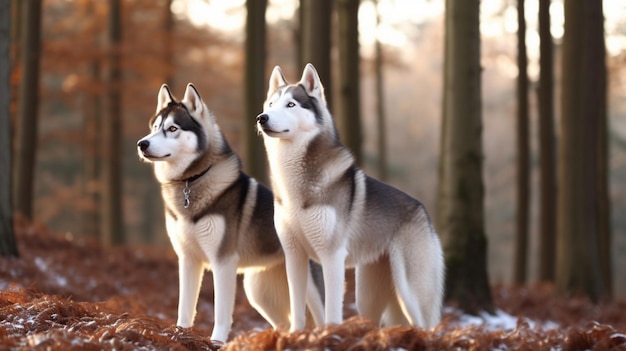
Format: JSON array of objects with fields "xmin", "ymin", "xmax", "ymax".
[
  {"xmin": 0, "ymin": 0, "xmax": 19, "ymax": 257},
  {"xmin": 14, "ymin": 0, "xmax": 42, "ymax": 220},
  {"xmin": 244, "ymin": 0, "xmax": 268, "ymax": 185},
  {"xmin": 300, "ymin": 0, "xmax": 332, "ymax": 110},
  {"xmin": 336, "ymin": 0, "xmax": 362, "ymax": 165},
  {"xmin": 556, "ymin": 0, "xmax": 611, "ymax": 301},
  {"xmin": 374, "ymin": 0, "xmax": 387, "ymax": 181},
  {"xmin": 537, "ymin": 0, "xmax": 556, "ymax": 282},
  {"xmin": 513, "ymin": 0, "xmax": 529, "ymax": 285},
  {"xmin": 101, "ymin": 0, "xmax": 125, "ymax": 246},
  {"xmin": 439, "ymin": 0, "xmax": 493, "ymax": 314}
]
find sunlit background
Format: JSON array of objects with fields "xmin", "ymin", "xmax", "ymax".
[{"xmin": 28, "ymin": 0, "xmax": 626, "ymax": 296}]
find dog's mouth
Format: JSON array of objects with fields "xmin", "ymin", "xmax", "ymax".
[
  {"xmin": 261, "ymin": 126, "xmax": 290, "ymax": 137},
  {"xmin": 140, "ymin": 151, "xmax": 171, "ymax": 160}
]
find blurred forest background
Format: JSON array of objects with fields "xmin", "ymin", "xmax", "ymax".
[{"xmin": 2, "ymin": 0, "xmax": 626, "ymax": 302}]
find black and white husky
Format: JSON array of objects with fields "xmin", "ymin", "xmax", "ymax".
[
  {"xmin": 256, "ymin": 64, "xmax": 445, "ymax": 331},
  {"xmin": 137, "ymin": 84, "xmax": 324, "ymax": 344}
]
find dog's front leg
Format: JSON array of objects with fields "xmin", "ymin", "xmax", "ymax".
[
  {"xmin": 321, "ymin": 249, "xmax": 346, "ymax": 325},
  {"xmin": 177, "ymin": 256, "xmax": 204, "ymax": 328},
  {"xmin": 305, "ymin": 205, "xmax": 345, "ymax": 326},
  {"xmin": 283, "ymin": 246, "xmax": 309, "ymax": 331},
  {"xmin": 210, "ymin": 256, "xmax": 238, "ymax": 343}
]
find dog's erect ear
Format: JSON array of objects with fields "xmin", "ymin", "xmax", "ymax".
[
  {"xmin": 157, "ymin": 84, "xmax": 174, "ymax": 113},
  {"xmin": 268, "ymin": 66, "xmax": 288, "ymax": 99},
  {"xmin": 182, "ymin": 83, "xmax": 203, "ymax": 114},
  {"xmin": 299, "ymin": 63, "xmax": 326, "ymax": 104}
]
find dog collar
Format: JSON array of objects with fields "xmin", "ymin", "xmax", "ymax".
[
  {"xmin": 183, "ymin": 165, "xmax": 212, "ymax": 184},
  {"xmin": 181, "ymin": 165, "xmax": 212, "ymax": 209}
]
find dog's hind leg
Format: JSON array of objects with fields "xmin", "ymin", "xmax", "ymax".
[
  {"xmin": 243, "ymin": 264, "xmax": 290, "ymax": 328},
  {"xmin": 388, "ymin": 236, "xmax": 427, "ymax": 327},
  {"xmin": 176, "ymin": 256, "xmax": 204, "ymax": 328},
  {"xmin": 389, "ymin": 222, "xmax": 445, "ymax": 329},
  {"xmin": 355, "ymin": 255, "xmax": 393, "ymax": 324},
  {"xmin": 382, "ymin": 296, "xmax": 410, "ymax": 326}
]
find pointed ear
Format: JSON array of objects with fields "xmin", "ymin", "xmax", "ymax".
[
  {"xmin": 157, "ymin": 84, "xmax": 174, "ymax": 113},
  {"xmin": 182, "ymin": 83, "xmax": 203, "ymax": 114},
  {"xmin": 299, "ymin": 63, "xmax": 326, "ymax": 103},
  {"xmin": 268, "ymin": 66, "xmax": 288, "ymax": 99}
]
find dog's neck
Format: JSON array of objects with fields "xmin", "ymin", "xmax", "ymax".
[{"xmin": 181, "ymin": 164, "xmax": 212, "ymax": 184}]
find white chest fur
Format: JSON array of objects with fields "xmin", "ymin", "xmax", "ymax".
[{"xmin": 166, "ymin": 213, "xmax": 227, "ymax": 266}]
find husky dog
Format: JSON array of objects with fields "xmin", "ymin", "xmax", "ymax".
[
  {"xmin": 256, "ymin": 64, "xmax": 445, "ymax": 331},
  {"xmin": 137, "ymin": 84, "xmax": 324, "ymax": 344}
]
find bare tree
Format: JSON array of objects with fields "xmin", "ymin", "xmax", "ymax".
[
  {"xmin": 374, "ymin": 0, "xmax": 387, "ymax": 181},
  {"xmin": 336, "ymin": 0, "xmax": 362, "ymax": 165},
  {"xmin": 513, "ymin": 0, "xmax": 529, "ymax": 285},
  {"xmin": 299, "ymin": 0, "xmax": 332, "ymax": 110},
  {"xmin": 0, "ymin": 0, "xmax": 18, "ymax": 257},
  {"xmin": 244, "ymin": 0, "xmax": 268, "ymax": 185},
  {"xmin": 14, "ymin": 0, "xmax": 42, "ymax": 220},
  {"xmin": 101, "ymin": 0, "xmax": 124, "ymax": 246},
  {"xmin": 438, "ymin": 0, "xmax": 493, "ymax": 314},
  {"xmin": 537, "ymin": 0, "xmax": 556, "ymax": 282},
  {"xmin": 556, "ymin": 0, "xmax": 611, "ymax": 301}
]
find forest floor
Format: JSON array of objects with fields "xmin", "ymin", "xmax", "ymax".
[{"xmin": 1, "ymin": 219, "xmax": 625, "ymax": 350}]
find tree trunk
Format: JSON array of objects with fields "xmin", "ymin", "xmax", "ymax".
[
  {"xmin": 0, "ymin": 0, "xmax": 18, "ymax": 257},
  {"xmin": 537, "ymin": 0, "xmax": 556, "ymax": 282},
  {"xmin": 300, "ymin": 0, "xmax": 332, "ymax": 110},
  {"xmin": 439, "ymin": 0, "xmax": 493, "ymax": 314},
  {"xmin": 14, "ymin": 0, "xmax": 41, "ymax": 220},
  {"xmin": 336, "ymin": 0, "xmax": 362, "ymax": 165},
  {"xmin": 513, "ymin": 0, "xmax": 529, "ymax": 285},
  {"xmin": 374, "ymin": 0, "xmax": 387, "ymax": 181},
  {"xmin": 244, "ymin": 0, "xmax": 268, "ymax": 185},
  {"xmin": 556, "ymin": 0, "xmax": 610, "ymax": 301},
  {"xmin": 101, "ymin": 0, "xmax": 124, "ymax": 246},
  {"xmin": 83, "ymin": 59, "xmax": 102, "ymax": 239},
  {"xmin": 163, "ymin": 0, "xmax": 174, "ymax": 87}
]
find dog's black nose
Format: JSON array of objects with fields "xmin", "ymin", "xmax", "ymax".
[
  {"xmin": 256, "ymin": 114, "xmax": 268, "ymax": 125},
  {"xmin": 137, "ymin": 140, "xmax": 150, "ymax": 151}
]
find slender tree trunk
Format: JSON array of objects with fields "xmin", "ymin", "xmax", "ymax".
[
  {"xmin": 0, "ymin": 0, "xmax": 18, "ymax": 257},
  {"xmin": 439, "ymin": 0, "xmax": 493, "ymax": 314},
  {"xmin": 556, "ymin": 0, "xmax": 610, "ymax": 301},
  {"xmin": 336, "ymin": 0, "xmax": 362, "ymax": 165},
  {"xmin": 163, "ymin": 0, "xmax": 174, "ymax": 87},
  {"xmin": 244, "ymin": 0, "xmax": 268, "ymax": 185},
  {"xmin": 436, "ymin": 0, "xmax": 451, "ymax": 233},
  {"xmin": 14, "ymin": 0, "xmax": 41, "ymax": 220},
  {"xmin": 83, "ymin": 59, "xmax": 102, "ymax": 239},
  {"xmin": 101, "ymin": 0, "xmax": 124, "ymax": 246},
  {"xmin": 537, "ymin": 0, "xmax": 556, "ymax": 282},
  {"xmin": 374, "ymin": 0, "xmax": 387, "ymax": 181},
  {"xmin": 513, "ymin": 0, "xmax": 529, "ymax": 285},
  {"xmin": 300, "ymin": 0, "xmax": 332, "ymax": 110}
]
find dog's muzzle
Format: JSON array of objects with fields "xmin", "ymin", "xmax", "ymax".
[
  {"xmin": 137, "ymin": 140, "xmax": 150, "ymax": 151},
  {"xmin": 256, "ymin": 114, "xmax": 269, "ymax": 126}
]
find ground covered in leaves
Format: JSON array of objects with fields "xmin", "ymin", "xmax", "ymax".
[{"xmin": 1, "ymin": 220, "xmax": 625, "ymax": 350}]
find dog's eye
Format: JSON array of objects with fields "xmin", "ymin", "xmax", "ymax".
[
  {"xmin": 287, "ymin": 102, "xmax": 295, "ymax": 108},
  {"xmin": 167, "ymin": 126, "xmax": 178, "ymax": 133}
]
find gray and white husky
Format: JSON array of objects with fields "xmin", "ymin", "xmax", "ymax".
[
  {"xmin": 256, "ymin": 64, "xmax": 445, "ymax": 331},
  {"xmin": 137, "ymin": 84, "xmax": 324, "ymax": 344}
]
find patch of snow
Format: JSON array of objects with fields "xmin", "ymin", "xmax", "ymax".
[
  {"xmin": 446, "ymin": 307, "xmax": 560, "ymax": 332},
  {"xmin": 55, "ymin": 275, "xmax": 68, "ymax": 287},
  {"xmin": 34, "ymin": 257, "xmax": 48, "ymax": 272}
]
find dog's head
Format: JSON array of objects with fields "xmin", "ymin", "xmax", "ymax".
[
  {"xmin": 256, "ymin": 63, "xmax": 335, "ymax": 141},
  {"xmin": 137, "ymin": 84, "xmax": 209, "ymax": 167}
]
